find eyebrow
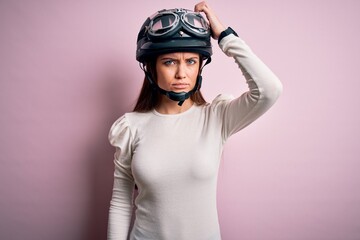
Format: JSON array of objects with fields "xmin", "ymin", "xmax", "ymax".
[{"xmin": 159, "ymin": 56, "xmax": 199, "ymax": 61}]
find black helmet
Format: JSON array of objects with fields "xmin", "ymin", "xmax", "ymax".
[{"xmin": 136, "ymin": 8, "xmax": 212, "ymax": 63}]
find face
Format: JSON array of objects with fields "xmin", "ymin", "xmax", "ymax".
[{"xmin": 155, "ymin": 52, "xmax": 200, "ymax": 93}]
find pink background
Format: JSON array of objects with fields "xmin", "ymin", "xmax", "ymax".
[{"xmin": 1, "ymin": 0, "xmax": 360, "ymax": 239}]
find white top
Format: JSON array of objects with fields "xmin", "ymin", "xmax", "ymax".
[{"xmin": 107, "ymin": 34, "xmax": 283, "ymax": 240}]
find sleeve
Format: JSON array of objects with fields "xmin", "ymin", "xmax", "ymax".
[
  {"xmin": 107, "ymin": 115, "xmax": 135, "ymax": 240},
  {"xmin": 213, "ymin": 34, "xmax": 283, "ymax": 141}
]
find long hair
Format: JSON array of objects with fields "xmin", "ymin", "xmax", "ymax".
[{"xmin": 133, "ymin": 57, "xmax": 207, "ymax": 112}]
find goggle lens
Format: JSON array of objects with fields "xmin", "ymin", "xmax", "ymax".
[
  {"xmin": 183, "ymin": 13, "xmax": 208, "ymax": 31},
  {"xmin": 151, "ymin": 14, "xmax": 177, "ymax": 34}
]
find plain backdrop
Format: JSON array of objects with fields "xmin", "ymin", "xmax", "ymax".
[{"xmin": 1, "ymin": 0, "xmax": 360, "ymax": 239}]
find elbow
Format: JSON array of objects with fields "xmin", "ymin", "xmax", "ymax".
[{"xmin": 262, "ymin": 76, "xmax": 283, "ymax": 103}]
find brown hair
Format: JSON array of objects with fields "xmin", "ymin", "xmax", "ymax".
[{"xmin": 133, "ymin": 57, "xmax": 207, "ymax": 112}]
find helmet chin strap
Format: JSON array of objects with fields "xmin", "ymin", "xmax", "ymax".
[
  {"xmin": 140, "ymin": 57, "xmax": 211, "ymax": 106},
  {"xmin": 146, "ymin": 74, "xmax": 202, "ymax": 106}
]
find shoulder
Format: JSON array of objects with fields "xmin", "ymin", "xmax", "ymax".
[
  {"xmin": 123, "ymin": 111, "xmax": 154, "ymax": 127},
  {"xmin": 209, "ymin": 94, "xmax": 235, "ymax": 110},
  {"xmin": 197, "ymin": 94, "xmax": 236, "ymax": 120},
  {"xmin": 110, "ymin": 111, "xmax": 152, "ymax": 127},
  {"xmin": 108, "ymin": 114, "xmax": 132, "ymax": 147},
  {"xmin": 108, "ymin": 111, "xmax": 153, "ymax": 144}
]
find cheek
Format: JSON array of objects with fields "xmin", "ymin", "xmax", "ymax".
[
  {"xmin": 188, "ymin": 67, "xmax": 199, "ymax": 84},
  {"xmin": 156, "ymin": 68, "xmax": 173, "ymax": 88},
  {"xmin": 156, "ymin": 76, "xmax": 167, "ymax": 88}
]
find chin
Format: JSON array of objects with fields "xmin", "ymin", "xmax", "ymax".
[{"xmin": 172, "ymin": 89, "xmax": 189, "ymax": 93}]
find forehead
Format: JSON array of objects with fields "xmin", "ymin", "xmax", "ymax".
[{"xmin": 158, "ymin": 52, "xmax": 199, "ymax": 59}]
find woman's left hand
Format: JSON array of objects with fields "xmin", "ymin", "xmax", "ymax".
[{"xmin": 194, "ymin": 1, "xmax": 226, "ymax": 40}]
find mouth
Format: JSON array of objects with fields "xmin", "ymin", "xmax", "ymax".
[{"xmin": 172, "ymin": 83, "xmax": 190, "ymax": 90}]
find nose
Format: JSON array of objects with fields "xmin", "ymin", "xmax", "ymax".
[{"xmin": 175, "ymin": 63, "xmax": 186, "ymax": 79}]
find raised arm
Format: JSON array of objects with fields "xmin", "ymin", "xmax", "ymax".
[{"xmin": 196, "ymin": 1, "xmax": 283, "ymax": 140}]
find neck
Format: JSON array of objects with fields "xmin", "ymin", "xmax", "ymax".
[{"xmin": 155, "ymin": 96, "xmax": 194, "ymax": 114}]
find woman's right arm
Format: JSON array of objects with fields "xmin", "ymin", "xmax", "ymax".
[{"xmin": 107, "ymin": 115, "xmax": 135, "ymax": 240}]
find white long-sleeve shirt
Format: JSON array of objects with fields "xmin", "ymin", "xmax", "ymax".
[{"xmin": 107, "ymin": 34, "xmax": 283, "ymax": 240}]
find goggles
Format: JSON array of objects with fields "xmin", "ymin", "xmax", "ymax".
[{"xmin": 147, "ymin": 9, "xmax": 210, "ymax": 40}]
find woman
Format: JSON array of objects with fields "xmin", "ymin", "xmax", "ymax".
[{"xmin": 108, "ymin": 1, "xmax": 283, "ymax": 239}]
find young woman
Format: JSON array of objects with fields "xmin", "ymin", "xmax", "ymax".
[{"xmin": 107, "ymin": 1, "xmax": 283, "ymax": 239}]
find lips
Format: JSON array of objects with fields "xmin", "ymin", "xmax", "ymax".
[{"xmin": 172, "ymin": 83, "xmax": 190, "ymax": 90}]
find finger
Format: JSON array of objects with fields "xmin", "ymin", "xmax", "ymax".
[
  {"xmin": 194, "ymin": 1, "xmax": 209, "ymax": 13},
  {"xmin": 194, "ymin": 1, "xmax": 226, "ymax": 40},
  {"xmin": 194, "ymin": 1, "xmax": 204, "ymax": 12}
]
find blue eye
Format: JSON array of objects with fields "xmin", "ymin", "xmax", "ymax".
[
  {"xmin": 187, "ymin": 59, "xmax": 197, "ymax": 64},
  {"xmin": 163, "ymin": 60, "xmax": 175, "ymax": 65}
]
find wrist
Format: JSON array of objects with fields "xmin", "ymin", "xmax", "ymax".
[{"xmin": 218, "ymin": 27, "xmax": 239, "ymax": 44}]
